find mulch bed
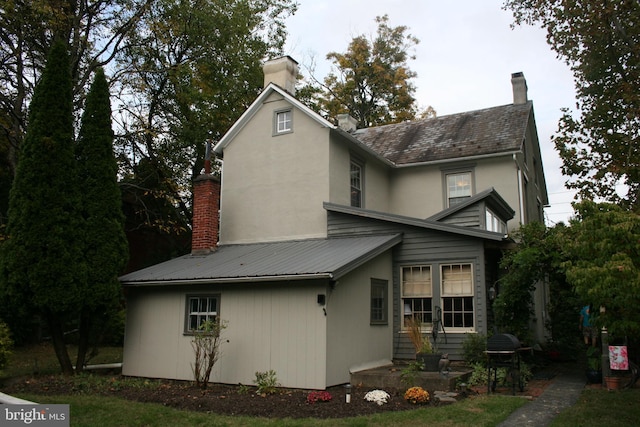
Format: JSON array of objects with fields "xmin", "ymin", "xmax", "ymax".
[{"xmin": 1, "ymin": 373, "xmax": 555, "ymax": 419}]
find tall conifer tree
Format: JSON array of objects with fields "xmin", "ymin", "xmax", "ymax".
[
  {"xmin": 75, "ymin": 68, "xmax": 128, "ymax": 371},
  {"xmin": 1, "ymin": 40, "xmax": 85, "ymax": 374}
]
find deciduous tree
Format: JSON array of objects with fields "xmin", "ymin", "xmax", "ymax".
[
  {"xmin": 505, "ymin": 0, "xmax": 640, "ymax": 210},
  {"xmin": 308, "ymin": 15, "xmax": 428, "ymax": 129}
]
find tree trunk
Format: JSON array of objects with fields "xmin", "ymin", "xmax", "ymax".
[
  {"xmin": 75, "ymin": 308, "xmax": 91, "ymax": 373},
  {"xmin": 45, "ymin": 310, "xmax": 74, "ymax": 375}
]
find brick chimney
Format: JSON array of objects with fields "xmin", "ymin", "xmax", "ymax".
[
  {"xmin": 191, "ymin": 143, "xmax": 220, "ymax": 255},
  {"xmin": 263, "ymin": 56, "xmax": 298, "ymax": 95},
  {"xmin": 511, "ymin": 72, "xmax": 528, "ymax": 105}
]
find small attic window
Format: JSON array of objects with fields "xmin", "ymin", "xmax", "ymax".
[
  {"xmin": 274, "ymin": 109, "xmax": 292, "ymax": 135},
  {"xmin": 486, "ymin": 208, "xmax": 507, "ymax": 234}
]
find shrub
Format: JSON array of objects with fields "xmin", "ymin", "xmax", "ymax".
[
  {"xmin": 306, "ymin": 390, "xmax": 332, "ymax": 404},
  {"xmin": 0, "ymin": 321, "xmax": 13, "ymax": 371},
  {"xmin": 462, "ymin": 333, "xmax": 487, "ymax": 365},
  {"xmin": 404, "ymin": 386, "xmax": 430, "ymax": 404},
  {"xmin": 467, "ymin": 361, "xmax": 533, "ymax": 388},
  {"xmin": 254, "ymin": 370, "xmax": 279, "ymax": 395},
  {"xmin": 191, "ymin": 319, "xmax": 227, "ymax": 389},
  {"xmin": 400, "ymin": 360, "xmax": 424, "ymax": 387}
]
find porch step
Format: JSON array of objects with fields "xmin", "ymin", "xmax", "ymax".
[{"xmin": 350, "ymin": 365, "xmax": 472, "ymax": 392}]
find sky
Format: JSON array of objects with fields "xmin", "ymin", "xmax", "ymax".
[{"xmin": 283, "ymin": 0, "xmax": 578, "ymax": 225}]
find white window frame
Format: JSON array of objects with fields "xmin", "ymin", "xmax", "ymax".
[
  {"xmin": 445, "ymin": 170, "xmax": 473, "ymax": 207},
  {"xmin": 274, "ymin": 109, "xmax": 292, "ymax": 135},
  {"xmin": 486, "ymin": 208, "xmax": 507, "ymax": 233},
  {"xmin": 185, "ymin": 294, "xmax": 219, "ymax": 334},
  {"xmin": 440, "ymin": 263, "xmax": 474, "ymax": 331},
  {"xmin": 350, "ymin": 157, "xmax": 364, "ymax": 208},
  {"xmin": 401, "ymin": 265, "xmax": 433, "ymax": 330}
]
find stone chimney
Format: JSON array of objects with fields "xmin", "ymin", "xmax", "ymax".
[
  {"xmin": 263, "ymin": 56, "xmax": 298, "ymax": 95},
  {"xmin": 191, "ymin": 142, "xmax": 220, "ymax": 255},
  {"xmin": 337, "ymin": 114, "xmax": 359, "ymax": 132},
  {"xmin": 511, "ymin": 72, "xmax": 528, "ymax": 105}
]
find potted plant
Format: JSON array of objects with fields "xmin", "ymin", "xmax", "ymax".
[
  {"xmin": 406, "ymin": 316, "xmax": 442, "ymax": 371},
  {"xmin": 585, "ymin": 347, "xmax": 602, "ymax": 384}
]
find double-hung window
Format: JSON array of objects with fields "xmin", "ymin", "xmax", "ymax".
[
  {"xmin": 441, "ymin": 264, "xmax": 474, "ymax": 329},
  {"xmin": 446, "ymin": 171, "xmax": 472, "ymax": 207},
  {"xmin": 486, "ymin": 208, "xmax": 507, "ymax": 233},
  {"xmin": 401, "ymin": 266, "xmax": 432, "ymax": 328},
  {"xmin": 186, "ymin": 295, "xmax": 219, "ymax": 333}
]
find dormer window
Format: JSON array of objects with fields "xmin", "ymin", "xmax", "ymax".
[{"xmin": 274, "ymin": 109, "xmax": 292, "ymax": 134}]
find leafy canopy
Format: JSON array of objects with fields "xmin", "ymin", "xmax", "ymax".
[
  {"xmin": 505, "ymin": 0, "xmax": 640, "ymax": 209},
  {"xmin": 306, "ymin": 15, "xmax": 430, "ymax": 129}
]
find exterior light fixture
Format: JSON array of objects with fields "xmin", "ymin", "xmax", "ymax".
[
  {"xmin": 488, "ymin": 286, "xmax": 496, "ymax": 301},
  {"xmin": 345, "ymin": 384, "xmax": 351, "ymax": 403}
]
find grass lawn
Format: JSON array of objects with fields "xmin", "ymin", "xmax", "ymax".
[{"xmin": 3, "ymin": 343, "xmax": 640, "ymax": 426}]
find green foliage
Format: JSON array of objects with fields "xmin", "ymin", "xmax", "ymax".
[
  {"xmin": 115, "ymin": 0, "xmax": 297, "ymax": 251},
  {"xmin": 399, "ymin": 360, "xmax": 424, "ymax": 388},
  {"xmin": 505, "ymin": 0, "xmax": 640, "ymax": 210},
  {"xmin": 0, "ymin": 320, "xmax": 13, "ymax": 371},
  {"xmin": 563, "ymin": 201, "xmax": 640, "ymax": 338},
  {"xmin": 586, "ymin": 347, "xmax": 602, "ymax": 371},
  {"xmin": 311, "ymin": 14, "xmax": 428, "ymax": 128},
  {"xmin": 462, "ymin": 333, "xmax": 487, "ymax": 366},
  {"xmin": 467, "ymin": 362, "xmax": 532, "ymax": 388},
  {"xmin": 253, "ymin": 369, "xmax": 279, "ymax": 395}
]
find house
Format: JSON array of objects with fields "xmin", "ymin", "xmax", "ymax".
[{"xmin": 120, "ymin": 56, "xmax": 549, "ymax": 390}]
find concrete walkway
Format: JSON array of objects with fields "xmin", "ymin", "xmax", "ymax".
[{"xmin": 497, "ymin": 363, "xmax": 585, "ymax": 426}]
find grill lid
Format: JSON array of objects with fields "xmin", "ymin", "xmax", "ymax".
[{"xmin": 487, "ymin": 333, "xmax": 521, "ymax": 351}]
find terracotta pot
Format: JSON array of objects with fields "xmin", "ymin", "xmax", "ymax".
[{"xmin": 605, "ymin": 375, "xmax": 625, "ymax": 390}]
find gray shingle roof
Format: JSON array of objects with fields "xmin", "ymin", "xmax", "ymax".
[
  {"xmin": 120, "ymin": 234, "xmax": 402, "ymax": 285},
  {"xmin": 353, "ymin": 102, "xmax": 532, "ymax": 165}
]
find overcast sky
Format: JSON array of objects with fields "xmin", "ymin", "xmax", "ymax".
[{"xmin": 284, "ymin": 0, "xmax": 578, "ymax": 225}]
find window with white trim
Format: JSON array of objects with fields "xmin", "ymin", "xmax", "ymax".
[
  {"xmin": 486, "ymin": 208, "xmax": 507, "ymax": 233},
  {"xmin": 274, "ymin": 109, "xmax": 292, "ymax": 134},
  {"xmin": 401, "ymin": 265, "xmax": 432, "ymax": 329},
  {"xmin": 446, "ymin": 171, "xmax": 472, "ymax": 207},
  {"xmin": 441, "ymin": 264, "xmax": 474, "ymax": 329},
  {"xmin": 350, "ymin": 159, "xmax": 363, "ymax": 207},
  {"xmin": 185, "ymin": 295, "xmax": 219, "ymax": 333}
]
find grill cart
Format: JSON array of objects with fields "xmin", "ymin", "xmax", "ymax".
[{"xmin": 485, "ymin": 333, "xmax": 530, "ymax": 395}]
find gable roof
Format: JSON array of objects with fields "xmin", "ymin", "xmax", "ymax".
[
  {"xmin": 353, "ymin": 102, "xmax": 533, "ymax": 166},
  {"xmin": 120, "ymin": 234, "xmax": 402, "ymax": 286},
  {"xmin": 427, "ymin": 187, "xmax": 515, "ymax": 222},
  {"xmin": 324, "ymin": 202, "xmax": 509, "ymax": 241}
]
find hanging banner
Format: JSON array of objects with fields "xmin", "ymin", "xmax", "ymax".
[{"xmin": 609, "ymin": 345, "xmax": 629, "ymax": 370}]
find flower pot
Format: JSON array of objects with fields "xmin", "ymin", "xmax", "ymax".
[
  {"xmin": 417, "ymin": 353, "xmax": 443, "ymax": 372},
  {"xmin": 585, "ymin": 369, "xmax": 602, "ymax": 384},
  {"xmin": 605, "ymin": 375, "xmax": 625, "ymax": 390}
]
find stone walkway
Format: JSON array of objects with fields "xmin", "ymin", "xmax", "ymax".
[{"xmin": 497, "ymin": 363, "xmax": 585, "ymax": 426}]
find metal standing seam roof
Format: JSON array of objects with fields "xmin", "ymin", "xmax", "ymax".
[
  {"xmin": 353, "ymin": 102, "xmax": 532, "ymax": 165},
  {"xmin": 119, "ymin": 234, "xmax": 402, "ymax": 286}
]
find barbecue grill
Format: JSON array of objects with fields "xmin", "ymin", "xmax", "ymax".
[{"xmin": 485, "ymin": 333, "xmax": 529, "ymax": 394}]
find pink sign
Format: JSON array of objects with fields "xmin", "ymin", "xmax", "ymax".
[{"xmin": 609, "ymin": 345, "xmax": 629, "ymax": 370}]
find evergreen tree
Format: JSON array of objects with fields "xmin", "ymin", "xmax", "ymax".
[
  {"xmin": 0, "ymin": 40, "xmax": 85, "ymax": 374},
  {"xmin": 75, "ymin": 68, "xmax": 128, "ymax": 371}
]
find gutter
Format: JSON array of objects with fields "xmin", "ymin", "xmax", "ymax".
[{"xmin": 122, "ymin": 272, "xmax": 334, "ymax": 287}]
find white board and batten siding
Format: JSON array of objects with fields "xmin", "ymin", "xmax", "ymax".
[{"xmin": 123, "ymin": 282, "xmax": 329, "ymax": 389}]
